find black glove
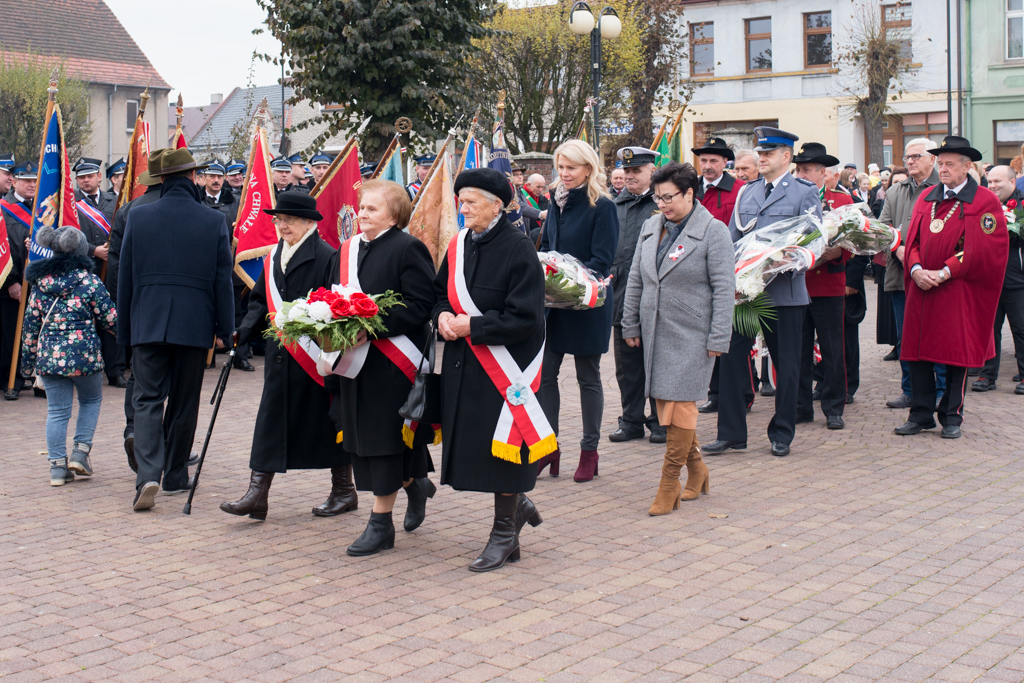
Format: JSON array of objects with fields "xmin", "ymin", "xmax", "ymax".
[{"xmin": 234, "ymin": 327, "xmax": 251, "ymax": 346}]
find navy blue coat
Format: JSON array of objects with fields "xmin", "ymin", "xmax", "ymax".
[
  {"xmin": 540, "ymin": 187, "xmax": 618, "ymax": 356},
  {"xmin": 116, "ymin": 177, "xmax": 234, "ymax": 348}
]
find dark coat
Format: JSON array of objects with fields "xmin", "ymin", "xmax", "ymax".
[
  {"xmin": 433, "ymin": 218, "xmax": 545, "ymax": 493},
  {"xmin": 237, "ymin": 230, "xmax": 346, "ymax": 471},
  {"xmin": 106, "ymin": 185, "xmax": 161, "ymax": 300},
  {"xmin": 334, "ymin": 229, "xmax": 437, "ymax": 457},
  {"xmin": 116, "ymin": 177, "xmax": 234, "ymax": 348},
  {"xmin": 611, "ymin": 188, "xmax": 657, "ymax": 325},
  {"xmin": 74, "ymin": 189, "xmax": 113, "ymax": 276},
  {"xmin": 1003, "ymin": 187, "xmax": 1024, "ymax": 290},
  {"xmin": 539, "ymin": 188, "xmax": 618, "ymax": 355},
  {"xmin": 201, "ymin": 187, "xmax": 238, "ymax": 228},
  {"xmin": 1, "ymin": 191, "xmax": 32, "ymax": 296}
]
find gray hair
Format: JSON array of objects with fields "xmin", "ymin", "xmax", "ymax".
[
  {"xmin": 905, "ymin": 138, "xmax": 938, "ymax": 152},
  {"xmin": 36, "ymin": 225, "xmax": 88, "ymax": 256},
  {"xmin": 460, "ymin": 186, "xmax": 501, "ymax": 205},
  {"xmin": 734, "ymin": 149, "xmax": 757, "ymax": 164}
]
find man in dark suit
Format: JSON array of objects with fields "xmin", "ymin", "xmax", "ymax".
[
  {"xmin": 118, "ymin": 148, "xmax": 234, "ymax": 511},
  {"xmin": 1, "ymin": 162, "xmax": 36, "ymax": 400}
]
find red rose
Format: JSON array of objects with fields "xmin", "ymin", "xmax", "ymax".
[
  {"xmin": 307, "ymin": 287, "xmax": 330, "ymax": 303},
  {"xmin": 544, "ymin": 264, "xmax": 558, "ymax": 276},
  {"xmin": 322, "ymin": 290, "xmax": 341, "ymax": 305},
  {"xmin": 1009, "ymin": 199, "xmax": 1018, "ymax": 209},
  {"xmin": 350, "ymin": 293, "xmax": 379, "ymax": 318},
  {"xmin": 330, "ymin": 297, "xmax": 352, "ymax": 318}
]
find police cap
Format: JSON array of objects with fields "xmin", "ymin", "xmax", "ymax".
[
  {"xmin": 616, "ymin": 146, "xmax": 657, "ymax": 168},
  {"xmin": 753, "ymin": 127, "xmax": 799, "ymax": 152}
]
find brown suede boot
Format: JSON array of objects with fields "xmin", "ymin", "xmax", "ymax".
[
  {"xmin": 681, "ymin": 434, "xmax": 709, "ymax": 501},
  {"xmin": 649, "ymin": 426, "xmax": 693, "ymax": 516},
  {"xmin": 312, "ymin": 465, "xmax": 358, "ymax": 517}
]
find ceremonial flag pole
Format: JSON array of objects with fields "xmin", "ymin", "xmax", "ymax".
[
  {"xmin": 370, "ymin": 135, "xmax": 400, "ymax": 181},
  {"xmin": 171, "ymin": 94, "xmax": 188, "ymax": 150},
  {"xmin": 7, "ymin": 68, "xmax": 79, "ymax": 392},
  {"xmin": 117, "ymin": 83, "xmax": 151, "ymax": 211},
  {"xmin": 487, "ymin": 91, "xmax": 526, "ymax": 232},
  {"xmin": 407, "ymin": 146, "xmax": 458, "ymax": 269},
  {"xmin": 232, "ymin": 98, "xmax": 277, "ymax": 287},
  {"xmin": 457, "ymin": 107, "xmax": 482, "ymax": 173},
  {"xmin": 411, "ymin": 130, "xmax": 456, "ymax": 211},
  {"xmin": 575, "ymin": 100, "xmax": 593, "ymax": 145},
  {"xmin": 310, "ymin": 136, "xmax": 361, "ymax": 248}
]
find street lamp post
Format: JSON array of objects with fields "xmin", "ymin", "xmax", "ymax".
[{"xmin": 569, "ymin": 1, "xmax": 622, "ymax": 150}]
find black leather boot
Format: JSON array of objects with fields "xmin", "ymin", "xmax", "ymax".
[
  {"xmin": 403, "ymin": 477, "xmax": 436, "ymax": 532},
  {"xmin": 312, "ymin": 465, "xmax": 358, "ymax": 517},
  {"xmin": 347, "ymin": 511, "xmax": 396, "ymax": 556},
  {"xmin": 219, "ymin": 471, "xmax": 274, "ymax": 520},
  {"xmin": 469, "ymin": 494, "xmax": 520, "ymax": 572},
  {"xmin": 515, "ymin": 494, "xmax": 543, "ymax": 535}
]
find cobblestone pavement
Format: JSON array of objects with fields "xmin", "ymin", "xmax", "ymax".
[{"xmin": 2, "ymin": 283, "xmax": 1024, "ymax": 683}]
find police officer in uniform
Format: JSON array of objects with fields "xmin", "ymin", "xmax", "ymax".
[
  {"xmin": 309, "ymin": 150, "xmax": 332, "ymax": 185},
  {"xmin": 406, "ymin": 155, "xmax": 434, "ymax": 200},
  {"xmin": 225, "ymin": 159, "xmax": 246, "ymax": 199},
  {"xmin": 200, "ymin": 160, "xmax": 238, "ymax": 227},
  {"xmin": 0, "ymin": 154, "xmax": 14, "ymax": 196},
  {"xmin": 271, "ymin": 156, "xmax": 309, "ymax": 196},
  {"xmin": 704, "ymin": 127, "xmax": 822, "ymax": 458},
  {"xmin": 608, "ymin": 146, "xmax": 663, "ymax": 443},
  {"xmin": 106, "ymin": 157, "xmax": 127, "ymax": 202},
  {"xmin": 360, "ymin": 163, "xmax": 376, "ymax": 180},
  {"xmin": 2, "ymin": 162, "xmax": 37, "ymax": 399}
]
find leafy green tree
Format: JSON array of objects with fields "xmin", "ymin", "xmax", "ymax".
[
  {"xmin": 256, "ymin": 0, "xmax": 497, "ymax": 158},
  {"xmin": 0, "ymin": 53, "xmax": 92, "ymax": 162}
]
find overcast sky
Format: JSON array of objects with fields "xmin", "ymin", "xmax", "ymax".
[{"xmin": 104, "ymin": 0, "xmax": 282, "ymax": 107}]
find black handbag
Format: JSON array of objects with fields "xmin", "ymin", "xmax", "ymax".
[{"xmin": 399, "ymin": 322, "xmax": 443, "ymax": 424}]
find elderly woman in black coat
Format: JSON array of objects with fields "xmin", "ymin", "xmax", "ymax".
[
  {"xmin": 434, "ymin": 168, "xmax": 550, "ymax": 572},
  {"xmin": 220, "ymin": 192, "xmax": 353, "ymax": 520},
  {"xmin": 537, "ymin": 139, "xmax": 619, "ymax": 483},
  {"xmin": 323, "ymin": 180, "xmax": 438, "ymax": 557}
]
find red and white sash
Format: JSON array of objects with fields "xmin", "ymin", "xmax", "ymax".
[
  {"xmin": 318, "ymin": 234, "xmax": 441, "ymax": 447},
  {"xmin": 0, "ymin": 198, "xmax": 32, "ymax": 228},
  {"xmin": 76, "ymin": 200, "xmax": 111, "ymax": 235},
  {"xmin": 265, "ymin": 243, "xmax": 325, "ymax": 386},
  {"xmin": 446, "ymin": 230, "xmax": 557, "ymax": 464}
]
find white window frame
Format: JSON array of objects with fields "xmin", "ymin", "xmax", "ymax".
[{"xmin": 1008, "ymin": 0, "xmax": 1024, "ymax": 60}]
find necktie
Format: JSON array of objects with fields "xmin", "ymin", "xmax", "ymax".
[
  {"xmin": 764, "ymin": 182, "xmax": 773, "ymax": 199},
  {"xmin": 945, "ymin": 189, "xmax": 956, "ymax": 199}
]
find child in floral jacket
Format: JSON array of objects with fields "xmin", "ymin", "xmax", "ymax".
[{"xmin": 21, "ymin": 225, "xmax": 116, "ymax": 486}]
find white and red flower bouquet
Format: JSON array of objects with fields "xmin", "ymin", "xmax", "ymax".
[
  {"xmin": 1003, "ymin": 198, "xmax": 1023, "ymax": 237},
  {"xmin": 266, "ymin": 286, "xmax": 403, "ymax": 352},
  {"xmin": 823, "ymin": 202, "xmax": 901, "ymax": 255}
]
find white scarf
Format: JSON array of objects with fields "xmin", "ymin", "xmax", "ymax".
[{"xmin": 279, "ymin": 225, "xmax": 317, "ymax": 273}]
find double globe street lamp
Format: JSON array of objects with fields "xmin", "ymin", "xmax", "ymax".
[{"xmin": 568, "ymin": 1, "xmax": 622, "ymax": 150}]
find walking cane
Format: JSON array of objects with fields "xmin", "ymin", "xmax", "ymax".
[{"xmin": 183, "ymin": 344, "xmax": 236, "ymax": 515}]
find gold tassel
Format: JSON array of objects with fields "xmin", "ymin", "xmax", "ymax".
[
  {"xmin": 491, "ymin": 440, "xmax": 524, "ymax": 464},
  {"xmin": 402, "ymin": 423, "xmax": 416, "ymax": 449},
  {"xmin": 336, "ymin": 431, "xmax": 343, "ymax": 444},
  {"xmin": 432, "ymin": 428, "xmax": 442, "ymax": 445},
  {"xmin": 527, "ymin": 433, "xmax": 559, "ymax": 464}
]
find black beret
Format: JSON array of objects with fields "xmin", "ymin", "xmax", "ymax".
[{"xmin": 454, "ymin": 167, "xmax": 514, "ymax": 207}]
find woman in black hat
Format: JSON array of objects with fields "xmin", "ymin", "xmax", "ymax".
[
  {"xmin": 220, "ymin": 192, "xmax": 355, "ymax": 521},
  {"xmin": 433, "ymin": 168, "xmax": 549, "ymax": 572}
]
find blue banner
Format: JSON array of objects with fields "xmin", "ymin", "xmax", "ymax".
[
  {"xmin": 488, "ymin": 120, "xmax": 525, "ymax": 233},
  {"xmin": 30, "ymin": 107, "xmax": 75, "ymax": 262}
]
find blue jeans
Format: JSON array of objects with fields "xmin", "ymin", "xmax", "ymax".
[
  {"xmin": 892, "ymin": 290, "xmax": 946, "ymax": 397},
  {"xmin": 41, "ymin": 373, "xmax": 104, "ymax": 463}
]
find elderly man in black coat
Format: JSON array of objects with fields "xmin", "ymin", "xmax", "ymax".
[{"xmin": 117, "ymin": 149, "xmax": 235, "ymax": 512}]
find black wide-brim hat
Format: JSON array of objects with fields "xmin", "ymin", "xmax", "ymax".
[
  {"xmin": 930, "ymin": 135, "xmax": 983, "ymax": 162},
  {"xmin": 691, "ymin": 136, "xmax": 735, "ymax": 161},
  {"xmin": 263, "ymin": 191, "xmax": 324, "ymax": 221},
  {"xmin": 454, "ymin": 167, "xmax": 514, "ymax": 206},
  {"xmin": 792, "ymin": 142, "xmax": 839, "ymax": 167}
]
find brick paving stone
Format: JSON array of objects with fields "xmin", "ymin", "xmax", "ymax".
[{"xmin": 2, "ymin": 282, "xmax": 1024, "ymax": 680}]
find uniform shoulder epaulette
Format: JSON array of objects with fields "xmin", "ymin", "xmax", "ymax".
[{"xmin": 794, "ymin": 177, "xmax": 816, "ymax": 187}]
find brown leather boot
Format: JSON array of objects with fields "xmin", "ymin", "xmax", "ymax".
[
  {"xmin": 649, "ymin": 426, "xmax": 693, "ymax": 516},
  {"xmin": 312, "ymin": 465, "xmax": 359, "ymax": 517},
  {"xmin": 681, "ymin": 433, "xmax": 710, "ymax": 501},
  {"xmin": 220, "ymin": 471, "xmax": 274, "ymax": 520}
]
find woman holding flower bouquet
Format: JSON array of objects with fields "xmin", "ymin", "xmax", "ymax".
[
  {"xmin": 221, "ymin": 192, "xmax": 352, "ymax": 521},
  {"xmin": 620, "ymin": 162, "xmax": 734, "ymax": 515},
  {"xmin": 325, "ymin": 180, "xmax": 438, "ymax": 557},
  {"xmin": 538, "ymin": 139, "xmax": 618, "ymax": 483}
]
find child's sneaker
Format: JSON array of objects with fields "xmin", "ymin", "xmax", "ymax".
[{"xmin": 50, "ymin": 458, "xmax": 75, "ymax": 486}]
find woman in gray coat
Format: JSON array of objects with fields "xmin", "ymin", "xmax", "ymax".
[{"xmin": 620, "ymin": 162, "xmax": 734, "ymax": 516}]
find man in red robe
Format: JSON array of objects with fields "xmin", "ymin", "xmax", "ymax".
[
  {"xmin": 896, "ymin": 136, "xmax": 1009, "ymax": 439},
  {"xmin": 692, "ymin": 137, "xmax": 744, "ymax": 224},
  {"xmin": 794, "ymin": 143, "xmax": 851, "ymax": 429}
]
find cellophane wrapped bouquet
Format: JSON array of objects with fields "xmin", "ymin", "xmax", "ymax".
[
  {"xmin": 265, "ymin": 285, "xmax": 403, "ymax": 352},
  {"xmin": 538, "ymin": 251, "xmax": 609, "ymax": 310},
  {"xmin": 1003, "ymin": 198, "xmax": 1023, "ymax": 237},
  {"xmin": 733, "ymin": 211, "xmax": 827, "ymax": 337},
  {"xmin": 823, "ymin": 202, "xmax": 901, "ymax": 255}
]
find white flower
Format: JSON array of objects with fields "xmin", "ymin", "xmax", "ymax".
[
  {"xmin": 288, "ymin": 304, "xmax": 309, "ymax": 322},
  {"xmin": 307, "ymin": 301, "xmax": 333, "ymax": 322}
]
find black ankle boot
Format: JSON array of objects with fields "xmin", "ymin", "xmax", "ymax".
[
  {"xmin": 347, "ymin": 511, "xmax": 396, "ymax": 556},
  {"xmin": 312, "ymin": 465, "xmax": 358, "ymax": 516},
  {"xmin": 515, "ymin": 494, "xmax": 543, "ymax": 535},
  {"xmin": 219, "ymin": 471, "xmax": 274, "ymax": 520},
  {"xmin": 403, "ymin": 477, "xmax": 436, "ymax": 532},
  {"xmin": 469, "ymin": 494, "xmax": 520, "ymax": 572}
]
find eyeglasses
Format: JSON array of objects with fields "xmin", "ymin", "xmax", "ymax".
[
  {"xmin": 653, "ymin": 191, "xmax": 682, "ymax": 204},
  {"xmin": 271, "ymin": 215, "xmax": 302, "ymax": 225},
  {"xmin": 902, "ymin": 153, "xmax": 925, "ymax": 162}
]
